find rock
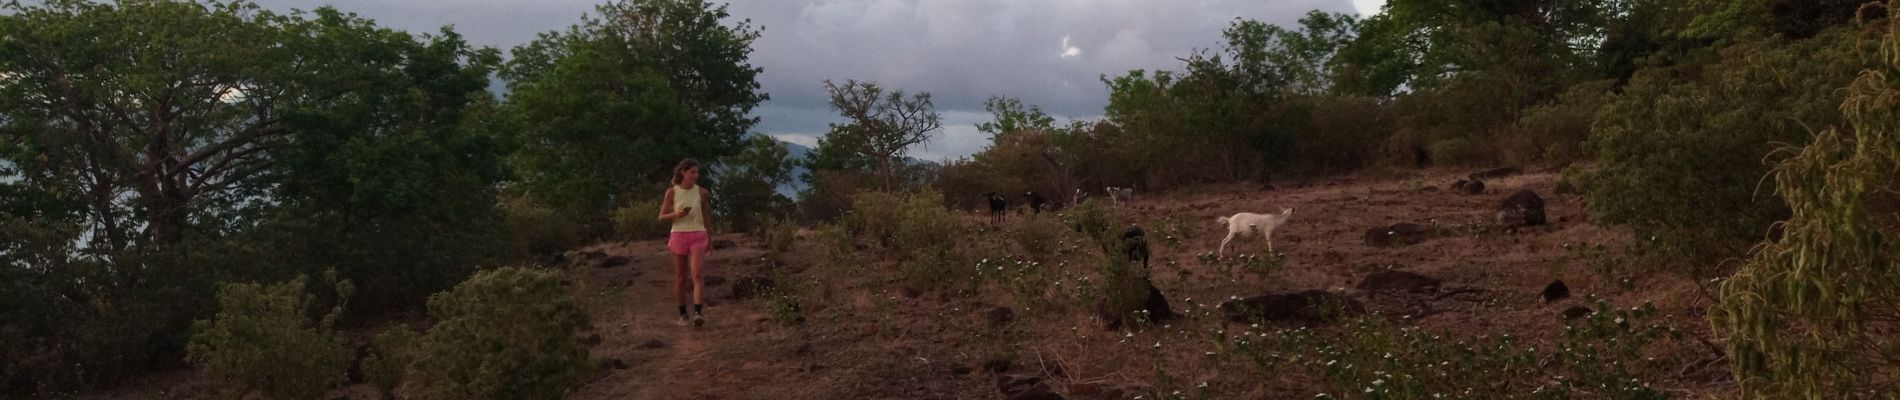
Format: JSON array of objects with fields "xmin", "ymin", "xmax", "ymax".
[
  {"xmin": 584, "ymin": 333, "xmax": 603, "ymax": 347},
  {"xmin": 900, "ymin": 286, "xmax": 923, "ymax": 299},
  {"xmin": 996, "ymin": 374, "xmax": 1064, "ymax": 400},
  {"xmin": 1364, "ymin": 223, "xmax": 1438, "ymax": 247},
  {"xmin": 1496, "ymin": 190, "xmax": 1548, "ymax": 226},
  {"xmin": 703, "ymin": 275, "xmax": 727, "ymax": 287},
  {"xmin": 712, "ymin": 239, "xmax": 737, "ymax": 249},
  {"xmin": 638, "ymin": 339, "xmax": 666, "ymax": 349},
  {"xmin": 1542, "ymin": 280, "xmax": 1571, "ymax": 302},
  {"xmin": 1562, "ymin": 305, "xmax": 1594, "ymax": 320},
  {"xmin": 1469, "ymin": 167, "xmax": 1523, "ymax": 181},
  {"xmin": 1219, "ymin": 290, "xmax": 1365, "ymax": 325},
  {"xmin": 985, "ymin": 306, "xmax": 1015, "ymax": 328},
  {"xmin": 951, "ymin": 365, "xmax": 973, "ymax": 375},
  {"xmin": 1097, "ymin": 278, "xmax": 1175, "ymax": 330},
  {"xmin": 600, "ymin": 358, "xmax": 630, "ymax": 369},
  {"xmin": 1356, "ymin": 270, "xmax": 1441, "ymax": 293},
  {"xmin": 596, "ymin": 256, "xmax": 631, "ymax": 268},
  {"xmin": 577, "ymin": 250, "xmax": 607, "ymax": 260},
  {"xmin": 730, "ymin": 276, "xmax": 775, "ymax": 300},
  {"xmin": 1462, "ymin": 179, "xmax": 1486, "ymax": 194},
  {"xmin": 1142, "ymin": 279, "xmax": 1175, "ymax": 322},
  {"xmin": 1450, "ymin": 180, "xmax": 1469, "ymax": 191}
]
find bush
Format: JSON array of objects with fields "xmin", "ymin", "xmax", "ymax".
[
  {"xmin": 1584, "ymin": 29, "xmax": 1866, "ymax": 263},
  {"xmin": 404, "ymin": 267, "xmax": 594, "ymax": 400},
  {"xmin": 845, "ymin": 191, "xmax": 905, "ymax": 246},
  {"xmin": 1004, "ymin": 213, "xmax": 1069, "ymax": 262},
  {"xmin": 362, "ymin": 324, "xmax": 420, "ymax": 393},
  {"xmin": 501, "ymin": 191, "xmax": 588, "ymax": 257},
  {"xmin": 612, "ymin": 198, "xmax": 671, "ymax": 241},
  {"xmin": 1716, "ymin": 10, "xmax": 1900, "ymax": 396},
  {"xmin": 186, "ymin": 275, "xmax": 353, "ymax": 400},
  {"xmin": 1291, "ymin": 95, "xmax": 1391, "ymax": 173},
  {"xmin": 1508, "ymin": 79, "xmax": 1615, "ymax": 164}
]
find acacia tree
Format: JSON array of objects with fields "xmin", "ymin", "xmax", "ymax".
[
  {"xmin": 818, "ymin": 79, "xmax": 941, "ymax": 191},
  {"xmin": 0, "ymin": 0, "xmax": 510, "ymax": 392},
  {"xmin": 504, "ymin": 0, "xmax": 766, "ymax": 226}
]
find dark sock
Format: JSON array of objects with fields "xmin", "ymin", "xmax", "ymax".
[
  {"xmin": 678, "ymin": 305, "xmax": 688, "ymax": 317},
  {"xmin": 694, "ymin": 304, "xmax": 704, "ymax": 315}
]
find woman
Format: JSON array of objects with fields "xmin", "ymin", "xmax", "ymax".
[{"xmin": 657, "ymin": 159, "xmax": 712, "ymax": 327}]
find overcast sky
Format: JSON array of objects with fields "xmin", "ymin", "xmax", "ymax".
[{"xmin": 242, "ymin": 0, "xmax": 1383, "ymax": 161}]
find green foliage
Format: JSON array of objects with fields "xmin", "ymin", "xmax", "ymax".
[
  {"xmin": 1507, "ymin": 80, "xmax": 1616, "ymax": 164},
  {"xmin": 715, "ymin": 134, "xmax": 798, "ymax": 232},
  {"xmin": 503, "ymin": 190, "xmax": 590, "ymax": 257},
  {"xmin": 0, "ymin": 0, "xmax": 510, "ymax": 392},
  {"xmin": 404, "ymin": 267, "xmax": 594, "ymax": 400},
  {"xmin": 186, "ymin": 276, "xmax": 353, "ymax": 400},
  {"xmin": 612, "ymin": 198, "xmax": 672, "ymax": 241},
  {"xmin": 1004, "ymin": 213, "xmax": 1069, "ymax": 262},
  {"xmin": 504, "ymin": 0, "xmax": 765, "ymax": 227},
  {"xmin": 1584, "ymin": 29, "xmax": 1865, "ymax": 263},
  {"xmin": 1216, "ymin": 298, "xmax": 1676, "ymax": 399},
  {"xmin": 1716, "ymin": 7, "xmax": 1900, "ymax": 396},
  {"xmin": 362, "ymin": 324, "xmax": 421, "ymax": 393},
  {"xmin": 976, "ymin": 96, "xmax": 1058, "ymax": 140},
  {"xmin": 811, "ymin": 79, "xmax": 943, "ymax": 191}
]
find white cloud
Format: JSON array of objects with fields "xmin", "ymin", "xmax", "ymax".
[
  {"xmin": 770, "ymin": 133, "xmax": 820, "ymax": 149},
  {"xmin": 1060, "ymin": 35, "xmax": 1081, "ymax": 58}
]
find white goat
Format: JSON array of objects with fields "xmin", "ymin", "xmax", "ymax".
[
  {"xmin": 1105, "ymin": 186, "xmax": 1134, "ymax": 206},
  {"xmin": 1216, "ymin": 208, "xmax": 1294, "ymax": 257}
]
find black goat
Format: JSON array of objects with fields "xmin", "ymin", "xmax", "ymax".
[
  {"xmin": 985, "ymin": 192, "xmax": 1006, "ymax": 224},
  {"xmin": 1024, "ymin": 192, "xmax": 1048, "ymax": 214},
  {"xmin": 1121, "ymin": 224, "xmax": 1150, "ymax": 269}
]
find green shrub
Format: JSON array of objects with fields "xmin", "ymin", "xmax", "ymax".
[
  {"xmin": 1509, "ymin": 80, "xmax": 1614, "ymax": 164},
  {"xmin": 890, "ymin": 191, "xmax": 967, "ymax": 253},
  {"xmin": 1292, "ymin": 95, "xmax": 1391, "ymax": 173},
  {"xmin": 844, "ymin": 191, "xmax": 905, "ymax": 246},
  {"xmin": 612, "ymin": 198, "xmax": 671, "ymax": 240},
  {"xmin": 501, "ymin": 191, "xmax": 587, "ymax": 257},
  {"xmin": 186, "ymin": 275, "xmax": 353, "ymax": 400},
  {"xmin": 1061, "ymin": 198, "xmax": 1127, "ymax": 252},
  {"xmin": 1004, "ymin": 213, "xmax": 1069, "ymax": 262},
  {"xmin": 1584, "ymin": 28, "xmax": 1865, "ymax": 263},
  {"xmin": 406, "ymin": 267, "xmax": 594, "ymax": 400},
  {"xmin": 362, "ymin": 324, "xmax": 420, "ymax": 393},
  {"xmin": 1716, "ymin": 9, "xmax": 1900, "ymax": 396}
]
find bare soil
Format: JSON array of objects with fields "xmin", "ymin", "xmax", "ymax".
[{"xmin": 85, "ymin": 168, "xmax": 1737, "ymax": 399}]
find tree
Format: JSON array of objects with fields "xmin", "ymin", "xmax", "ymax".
[
  {"xmin": 0, "ymin": 0, "xmax": 512, "ymax": 392},
  {"xmin": 504, "ymin": 0, "xmax": 765, "ymax": 227},
  {"xmin": 818, "ymin": 79, "xmax": 942, "ymax": 190},
  {"xmin": 975, "ymin": 95, "xmax": 1056, "ymax": 140},
  {"xmin": 713, "ymin": 134, "xmax": 796, "ymax": 232}
]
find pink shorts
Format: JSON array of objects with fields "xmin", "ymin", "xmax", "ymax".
[{"xmin": 667, "ymin": 231, "xmax": 709, "ymax": 255}]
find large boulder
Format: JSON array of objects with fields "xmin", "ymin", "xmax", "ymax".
[{"xmin": 1496, "ymin": 189, "xmax": 1547, "ymax": 226}]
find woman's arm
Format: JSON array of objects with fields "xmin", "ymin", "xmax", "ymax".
[{"xmin": 657, "ymin": 187, "xmax": 686, "ymax": 222}]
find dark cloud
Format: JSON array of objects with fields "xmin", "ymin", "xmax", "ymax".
[{"xmin": 244, "ymin": 0, "xmax": 1366, "ymax": 159}]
